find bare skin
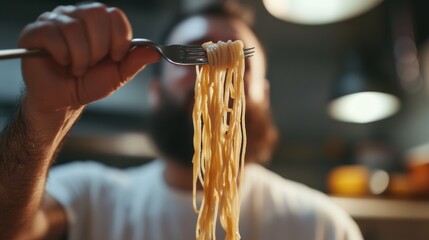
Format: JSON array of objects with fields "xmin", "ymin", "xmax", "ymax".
[
  {"xmin": 0, "ymin": 3, "xmax": 159, "ymax": 239},
  {"xmin": 0, "ymin": 3, "xmax": 270, "ymax": 239}
]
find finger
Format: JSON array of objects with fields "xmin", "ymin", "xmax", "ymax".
[
  {"xmin": 68, "ymin": 3, "xmax": 111, "ymax": 66},
  {"xmin": 72, "ymin": 48, "xmax": 160, "ymax": 105},
  {"xmin": 108, "ymin": 7, "xmax": 132, "ymax": 62},
  {"xmin": 18, "ymin": 18, "xmax": 70, "ymax": 66},
  {"xmin": 119, "ymin": 47, "xmax": 161, "ymax": 82},
  {"xmin": 44, "ymin": 5, "xmax": 76, "ymax": 18},
  {"xmin": 53, "ymin": 13, "xmax": 91, "ymax": 77}
]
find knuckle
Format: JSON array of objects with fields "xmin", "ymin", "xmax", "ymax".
[
  {"xmin": 108, "ymin": 7, "xmax": 131, "ymax": 40},
  {"xmin": 107, "ymin": 6, "xmax": 118, "ymax": 14},
  {"xmin": 107, "ymin": 7, "xmax": 124, "ymax": 18},
  {"xmin": 88, "ymin": 2, "xmax": 107, "ymax": 9},
  {"xmin": 53, "ymin": 5, "xmax": 76, "ymax": 14},
  {"xmin": 78, "ymin": 2, "xmax": 108, "ymax": 17},
  {"xmin": 78, "ymin": 2, "xmax": 106, "ymax": 8},
  {"xmin": 30, "ymin": 21, "xmax": 56, "ymax": 36},
  {"xmin": 18, "ymin": 24, "xmax": 35, "ymax": 47},
  {"xmin": 59, "ymin": 18, "xmax": 81, "ymax": 33},
  {"xmin": 37, "ymin": 11, "xmax": 51, "ymax": 21},
  {"xmin": 53, "ymin": 5, "xmax": 66, "ymax": 12}
]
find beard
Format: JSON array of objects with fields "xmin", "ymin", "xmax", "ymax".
[
  {"xmin": 149, "ymin": 82, "xmax": 279, "ymax": 167},
  {"xmin": 149, "ymin": 90, "xmax": 195, "ymax": 167}
]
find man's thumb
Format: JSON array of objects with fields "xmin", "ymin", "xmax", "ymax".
[{"xmin": 119, "ymin": 46, "xmax": 161, "ymax": 80}]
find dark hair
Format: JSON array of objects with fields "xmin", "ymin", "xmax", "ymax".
[
  {"xmin": 160, "ymin": 2, "xmax": 254, "ymax": 44},
  {"xmin": 152, "ymin": 1, "xmax": 255, "ymax": 77}
]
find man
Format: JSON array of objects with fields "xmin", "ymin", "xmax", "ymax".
[{"xmin": 0, "ymin": 2, "xmax": 363, "ymax": 240}]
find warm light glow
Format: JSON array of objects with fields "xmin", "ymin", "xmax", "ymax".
[
  {"xmin": 262, "ymin": 0, "xmax": 383, "ymax": 25},
  {"xmin": 328, "ymin": 91, "xmax": 400, "ymax": 123},
  {"xmin": 369, "ymin": 170, "xmax": 389, "ymax": 195}
]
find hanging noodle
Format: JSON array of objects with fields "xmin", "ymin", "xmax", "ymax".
[{"xmin": 192, "ymin": 40, "xmax": 246, "ymax": 240}]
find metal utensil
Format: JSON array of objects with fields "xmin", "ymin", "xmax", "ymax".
[{"xmin": 0, "ymin": 38, "xmax": 255, "ymax": 66}]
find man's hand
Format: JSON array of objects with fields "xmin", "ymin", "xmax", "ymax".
[
  {"xmin": 19, "ymin": 2, "xmax": 160, "ymax": 113},
  {"xmin": 0, "ymin": 4, "xmax": 160, "ymax": 239}
]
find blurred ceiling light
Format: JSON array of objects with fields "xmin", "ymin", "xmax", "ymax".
[
  {"xmin": 328, "ymin": 92, "xmax": 400, "ymax": 123},
  {"xmin": 328, "ymin": 53, "xmax": 401, "ymax": 123},
  {"xmin": 262, "ymin": 0, "xmax": 383, "ymax": 25}
]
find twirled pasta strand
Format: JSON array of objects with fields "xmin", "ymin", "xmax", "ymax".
[{"xmin": 192, "ymin": 40, "xmax": 246, "ymax": 240}]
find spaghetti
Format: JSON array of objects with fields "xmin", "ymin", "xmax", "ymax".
[{"xmin": 192, "ymin": 40, "xmax": 246, "ymax": 240}]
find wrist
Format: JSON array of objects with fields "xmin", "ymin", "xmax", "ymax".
[{"xmin": 20, "ymin": 97, "xmax": 84, "ymax": 140}]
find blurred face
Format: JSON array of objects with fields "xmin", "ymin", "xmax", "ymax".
[{"xmin": 150, "ymin": 15, "xmax": 277, "ymax": 165}]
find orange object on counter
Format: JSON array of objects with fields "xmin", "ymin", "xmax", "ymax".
[
  {"xmin": 327, "ymin": 165, "xmax": 370, "ymax": 197},
  {"xmin": 386, "ymin": 173, "xmax": 415, "ymax": 198},
  {"xmin": 408, "ymin": 160, "xmax": 429, "ymax": 197}
]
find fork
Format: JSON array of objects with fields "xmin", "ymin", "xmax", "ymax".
[{"xmin": 0, "ymin": 38, "xmax": 255, "ymax": 65}]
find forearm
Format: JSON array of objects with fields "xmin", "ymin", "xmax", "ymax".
[{"xmin": 0, "ymin": 99, "xmax": 83, "ymax": 238}]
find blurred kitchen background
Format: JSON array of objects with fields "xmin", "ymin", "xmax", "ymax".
[{"xmin": 2, "ymin": 0, "xmax": 429, "ymax": 239}]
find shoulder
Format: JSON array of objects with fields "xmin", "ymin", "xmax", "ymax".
[
  {"xmin": 243, "ymin": 163, "xmax": 332, "ymax": 214},
  {"xmin": 46, "ymin": 161, "xmax": 126, "ymax": 203},
  {"xmin": 244, "ymin": 163, "xmax": 337, "ymax": 203},
  {"xmin": 243, "ymin": 163, "xmax": 321, "ymax": 199},
  {"xmin": 48, "ymin": 159, "xmax": 162, "ymax": 184},
  {"xmin": 49, "ymin": 161, "xmax": 109, "ymax": 176},
  {"xmin": 47, "ymin": 161, "xmax": 110, "ymax": 187},
  {"xmin": 242, "ymin": 163, "xmax": 363, "ymax": 239}
]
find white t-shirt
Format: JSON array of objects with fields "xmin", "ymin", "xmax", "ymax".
[{"xmin": 46, "ymin": 160, "xmax": 363, "ymax": 240}]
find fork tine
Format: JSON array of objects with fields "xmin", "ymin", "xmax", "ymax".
[
  {"xmin": 182, "ymin": 45, "xmax": 205, "ymax": 48},
  {"xmin": 185, "ymin": 46, "xmax": 255, "ymax": 52},
  {"xmin": 187, "ymin": 50, "xmax": 255, "ymax": 55},
  {"xmin": 244, "ymin": 47, "xmax": 255, "ymax": 54},
  {"xmin": 186, "ymin": 54, "xmax": 254, "ymax": 61},
  {"xmin": 186, "ymin": 51, "xmax": 206, "ymax": 55},
  {"xmin": 181, "ymin": 45, "xmax": 255, "ymax": 65},
  {"xmin": 185, "ymin": 49, "xmax": 255, "ymax": 59},
  {"xmin": 186, "ymin": 48, "xmax": 255, "ymax": 55},
  {"xmin": 185, "ymin": 46, "xmax": 205, "ymax": 50},
  {"xmin": 182, "ymin": 47, "xmax": 205, "ymax": 53}
]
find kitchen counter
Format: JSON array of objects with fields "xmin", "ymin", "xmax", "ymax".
[{"xmin": 331, "ymin": 196, "xmax": 429, "ymax": 240}]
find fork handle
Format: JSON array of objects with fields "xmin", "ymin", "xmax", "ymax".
[
  {"xmin": 0, "ymin": 48, "xmax": 47, "ymax": 59},
  {"xmin": 0, "ymin": 38, "xmax": 154, "ymax": 60}
]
